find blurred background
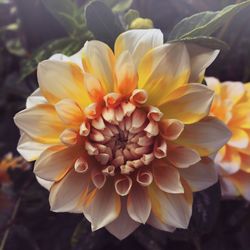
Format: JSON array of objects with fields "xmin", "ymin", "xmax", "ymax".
[{"xmin": 0, "ymin": 0, "xmax": 250, "ymax": 249}]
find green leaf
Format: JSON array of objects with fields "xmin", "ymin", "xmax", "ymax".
[
  {"xmin": 85, "ymin": 0, "xmax": 123, "ymax": 47},
  {"xmin": 112, "ymin": 0, "xmax": 133, "ymax": 13},
  {"xmin": 168, "ymin": 0, "xmax": 250, "ymax": 40},
  {"xmin": 170, "ymin": 36, "xmax": 230, "ymax": 51},
  {"xmin": 41, "ymin": 0, "xmax": 81, "ymax": 34}
]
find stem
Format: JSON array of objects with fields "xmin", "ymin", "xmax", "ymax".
[{"xmin": 0, "ymin": 197, "xmax": 21, "ymax": 250}]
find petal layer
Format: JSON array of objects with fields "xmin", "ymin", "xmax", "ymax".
[
  {"xmin": 138, "ymin": 43, "xmax": 190, "ymax": 106},
  {"xmin": 34, "ymin": 145, "xmax": 81, "ymax": 181},
  {"xmin": 179, "ymin": 157, "xmax": 218, "ymax": 192},
  {"xmin": 106, "ymin": 199, "xmax": 140, "ymax": 240},
  {"xmin": 115, "ymin": 29, "xmax": 163, "ymax": 67},
  {"xmin": 14, "ymin": 104, "xmax": 65, "ymax": 144},
  {"xmin": 82, "ymin": 40, "xmax": 115, "ymax": 93},
  {"xmin": 49, "ymin": 169, "xmax": 90, "ymax": 213},
  {"xmin": 148, "ymin": 182, "xmax": 192, "ymax": 228},
  {"xmin": 177, "ymin": 116, "xmax": 232, "ymax": 156},
  {"xmin": 83, "ymin": 182, "xmax": 121, "ymax": 231},
  {"xmin": 159, "ymin": 84, "xmax": 214, "ymax": 124},
  {"xmin": 38, "ymin": 60, "xmax": 91, "ymax": 107}
]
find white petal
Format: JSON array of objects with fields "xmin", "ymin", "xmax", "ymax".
[
  {"xmin": 49, "ymin": 169, "xmax": 89, "ymax": 213},
  {"xmin": 26, "ymin": 88, "xmax": 47, "ymax": 108},
  {"xmin": 14, "ymin": 104, "xmax": 65, "ymax": 144},
  {"xmin": 177, "ymin": 116, "xmax": 232, "ymax": 156},
  {"xmin": 127, "ymin": 184, "xmax": 151, "ymax": 223},
  {"xmin": 83, "ymin": 183, "xmax": 121, "ymax": 231},
  {"xmin": 220, "ymin": 176, "xmax": 239, "ymax": 199},
  {"xmin": 148, "ymin": 182, "xmax": 192, "ymax": 229},
  {"xmin": 153, "ymin": 161, "xmax": 184, "ymax": 193},
  {"xmin": 17, "ymin": 133, "xmax": 52, "ymax": 162},
  {"xmin": 147, "ymin": 213, "xmax": 176, "ymax": 232},
  {"xmin": 179, "ymin": 157, "xmax": 218, "ymax": 192},
  {"xmin": 167, "ymin": 146, "xmax": 201, "ymax": 168},
  {"xmin": 115, "ymin": 29, "xmax": 163, "ymax": 67},
  {"xmin": 106, "ymin": 199, "xmax": 140, "ymax": 240},
  {"xmin": 187, "ymin": 44, "xmax": 219, "ymax": 82},
  {"xmin": 34, "ymin": 145, "xmax": 81, "ymax": 181},
  {"xmin": 36, "ymin": 176, "xmax": 53, "ymax": 191}
]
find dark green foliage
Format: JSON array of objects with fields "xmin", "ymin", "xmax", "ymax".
[{"xmin": 85, "ymin": 1, "xmax": 124, "ymax": 47}]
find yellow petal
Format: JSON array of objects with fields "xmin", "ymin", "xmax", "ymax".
[
  {"xmin": 55, "ymin": 99, "xmax": 84, "ymax": 128},
  {"xmin": 226, "ymin": 171, "xmax": 250, "ymax": 201},
  {"xmin": 227, "ymin": 128, "xmax": 249, "ymax": 149},
  {"xmin": 205, "ymin": 77, "xmax": 221, "ymax": 95},
  {"xmin": 84, "ymin": 73, "xmax": 105, "ymax": 102},
  {"xmin": 115, "ymin": 51, "xmax": 138, "ymax": 96},
  {"xmin": 238, "ymin": 131, "xmax": 250, "ymax": 155},
  {"xmin": 229, "ymin": 103, "xmax": 250, "ymax": 129},
  {"xmin": 219, "ymin": 146, "xmax": 241, "ymax": 174},
  {"xmin": 14, "ymin": 104, "xmax": 65, "ymax": 144},
  {"xmin": 138, "ymin": 43, "xmax": 190, "ymax": 106},
  {"xmin": 37, "ymin": 60, "xmax": 91, "ymax": 107},
  {"xmin": 159, "ymin": 83, "xmax": 214, "ymax": 124},
  {"xmin": 240, "ymin": 153, "xmax": 250, "ymax": 173},
  {"xmin": 220, "ymin": 81, "xmax": 245, "ymax": 105},
  {"xmin": 82, "ymin": 40, "xmax": 115, "ymax": 93},
  {"xmin": 114, "ymin": 29, "xmax": 163, "ymax": 67}
]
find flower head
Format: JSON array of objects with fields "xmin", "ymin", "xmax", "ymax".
[
  {"xmin": 207, "ymin": 77, "xmax": 250, "ymax": 200},
  {"xmin": 14, "ymin": 29, "xmax": 231, "ymax": 239}
]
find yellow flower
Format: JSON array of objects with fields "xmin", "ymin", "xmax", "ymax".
[
  {"xmin": 14, "ymin": 29, "xmax": 231, "ymax": 240},
  {"xmin": 0, "ymin": 153, "xmax": 29, "ymax": 185},
  {"xmin": 207, "ymin": 77, "xmax": 250, "ymax": 200}
]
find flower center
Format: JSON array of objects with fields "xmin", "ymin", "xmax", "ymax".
[{"xmin": 83, "ymin": 99, "xmax": 162, "ymax": 176}]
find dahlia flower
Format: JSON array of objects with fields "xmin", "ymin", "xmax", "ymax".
[
  {"xmin": 207, "ymin": 77, "xmax": 250, "ymax": 200},
  {"xmin": 14, "ymin": 29, "xmax": 231, "ymax": 239}
]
